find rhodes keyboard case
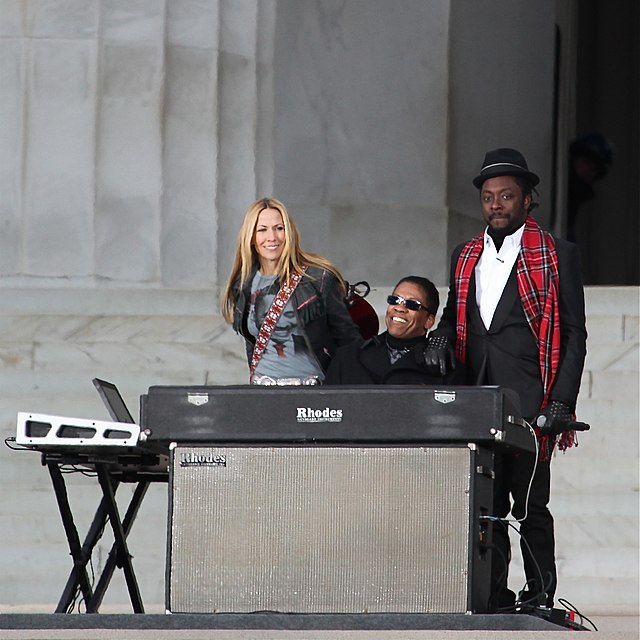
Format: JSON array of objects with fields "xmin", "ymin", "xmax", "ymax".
[
  {"xmin": 141, "ymin": 385, "xmax": 531, "ymax": 452},
  {"xmin": 167, "ymin": 444, "xmax": 494, "ymax": 614}
]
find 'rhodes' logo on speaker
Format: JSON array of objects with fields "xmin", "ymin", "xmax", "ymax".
[
  {"xmin": 296, "ymin": 407, "xmax": 343, "ymax": 423},
  {"xmin": 180, "ymin": 452, "xmax": 227, "ymax": 467}
]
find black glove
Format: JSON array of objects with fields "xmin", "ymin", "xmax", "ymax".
[
  {"xmin": 535, "ymin": 400, "xmax": 573, "ymax": 435},
  {"xmin": 422, "ymin": 335, "xmax": 456, "ymax": 376}
]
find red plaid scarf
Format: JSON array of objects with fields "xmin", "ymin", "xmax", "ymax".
[{"xmin": 454, "ymin": 216, "xmax": 574, "ymax": 454}]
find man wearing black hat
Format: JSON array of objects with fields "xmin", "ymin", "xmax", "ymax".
[{"xmin": 424, "ymin": 148, "xmax": 587, "ymax": 611}]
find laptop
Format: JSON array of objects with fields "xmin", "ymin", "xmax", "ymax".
[
  {"xmin": 92, "ymin": 378, "xmax": 136, "ymax": 424},
  {"xmin": 92, "ymin": 378, "xmax": 168, "ymax": 464}
]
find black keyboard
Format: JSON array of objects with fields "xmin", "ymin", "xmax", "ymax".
[{"xmin": 139, "ymin": 385, "xmax": 534, "ymax": 453}]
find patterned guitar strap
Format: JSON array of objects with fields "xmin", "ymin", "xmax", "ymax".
[{"xmin": 249, "ymin": 267, "xmax": 307, "ymax": 383}]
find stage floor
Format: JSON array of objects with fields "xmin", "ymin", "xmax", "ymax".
[{"xmin": 0, "ymin": 613, "xmax": 638, "ymax": 640}]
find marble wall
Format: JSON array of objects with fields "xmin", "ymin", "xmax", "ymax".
[
  {"xmin": 0, "ymin": 0, "xmax": 561, "ymax": 292},
  {"xmin": 0, "ymin": 0, "xmax": 276, "ymax": 290},
  {"xmin": 271, "ymin": 0, "xmax": 450, "ymax": 285},
  {"xmin": 447, "ymin": 0, "xmax": 557, "ymax": 252}
]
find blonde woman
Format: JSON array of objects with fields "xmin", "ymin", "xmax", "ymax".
[{"xmin": 221, "ymin": 197, "xmax": 361, "ymax": 384}]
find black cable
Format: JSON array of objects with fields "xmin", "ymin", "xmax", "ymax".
[
  {"xmin": 505, "ymin": 520, "xmax": 550, "ymax": 605},
  {"xmin": 485, "ymin": 535, "xmax": 513, "ymax": 613},
  {"xmin": 68, "ymin": 547, "xmax": 98, "ymax": 614},
  {"xmin": 4, "ymin": 436, "xmax": 31, "ymax": 451},
  {"xmin": 557, "ymin": 598, "xmax": 599, "ymax": 631}
]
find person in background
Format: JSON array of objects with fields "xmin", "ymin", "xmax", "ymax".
[
  {"xmin": 221, "ymin": 197, "xmax": 361, "ymax": 384},
  {"xmin": 325, "ymin": 275, "xmax": 457, "ymax": 385},
  {"xmin": 424, "ymin": 148, "xmax": 587, "ymax": 611},
  {"xmin": 567, "ymin": 132, "xmax": 613, "ymax": 242}
]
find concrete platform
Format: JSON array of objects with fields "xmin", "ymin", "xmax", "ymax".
[{"xmin": 0, "ymin": 613, "xmax": 637, "ymax": 640}]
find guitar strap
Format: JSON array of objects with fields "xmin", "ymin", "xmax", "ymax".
[{"xmin": 249, "ymin": 267, "xmax": 307, "ymax": 383}]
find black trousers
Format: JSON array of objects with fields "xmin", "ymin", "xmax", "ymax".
[{"xmin": 490, "ymin": 449, "xmax": 556, "ymax": 610}]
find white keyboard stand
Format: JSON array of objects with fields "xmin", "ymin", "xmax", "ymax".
[{"xmin": 16, "ymin": 412, "xmax": 140, "ymax": 448}]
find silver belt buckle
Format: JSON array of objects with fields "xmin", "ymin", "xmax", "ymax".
[
  {"xmin": 253, "ymin": 375, "xmax": 320, "ymax": 386},
  {"xmin": 277, "ymin": 376, "xmax": 320, "ymax": 386},
  {"xmin": 252, "ymin": 375, "xmax": 277, "ymax": 386}
]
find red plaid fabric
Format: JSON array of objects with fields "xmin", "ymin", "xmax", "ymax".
[
  {"xmin": 454, "ymin": 216, "xmax": 573, "ymax": 454},
  {"xmin": 453, "ymin": 235, "xmax": 484, "ymax": 363},
  {"xmin": 516, "ymin": 217, "xmax": 561, "ymax": 407}
]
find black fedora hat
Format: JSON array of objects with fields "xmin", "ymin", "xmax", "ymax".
[{"xmin": 472, "ymin": 148, "xmax": 540, "ymax": 188}]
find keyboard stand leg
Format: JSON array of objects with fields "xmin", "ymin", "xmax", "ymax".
[
  {"xmin": 89, "ymin": 478, "xmax": 150, "ymax": 612},
  {"xmin": 95, "ymin": 463, "xmax": 145, "ymax": 613},
  {"xmin": 48, "ymin": 462, "xmax": 99, "ymax": 613}
]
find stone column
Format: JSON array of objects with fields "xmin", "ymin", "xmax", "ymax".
[
  {"xmin": 95, "ymin": 0, "xmax": 166, "ymax": 283},
  {"xmin": 162, "ymin": 0, "xmax": 221, "ymax": 287},
  {"xmin": 0, "ymin": 0, "xmax": 276, "ymax": 292},
  {"xmin": 215, "ymin": 0, "xmax": 277, "ymax": 292},
  {"xmin": 22, "ymin": 1, "xmax": 100, "ymax": 278},
  {"xmin": 270, "ymin": 0, "xmax": 451, "ymax": 287}
]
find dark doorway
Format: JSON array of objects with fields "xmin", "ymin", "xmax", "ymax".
[{"xmin": 570, "ymin": 0, "xmax": 639, "ymax": 285}]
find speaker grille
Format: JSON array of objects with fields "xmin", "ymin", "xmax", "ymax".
[{"xmin": 168, "ymin": 446, "xmax": 473, "ymax": 613}]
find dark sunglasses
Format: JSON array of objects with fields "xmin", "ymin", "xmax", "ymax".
[{"xmin": 386, "ymin": 294, "xmax": 432, "ymax": 314}]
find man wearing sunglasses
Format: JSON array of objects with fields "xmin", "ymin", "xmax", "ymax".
[
  {"xmin": 325, "ymin": 276, "xmax": 455, "ymax": 385},
  {"xmin": 424, "ymin": 148, "xmax": 587, "ymax": 613}
]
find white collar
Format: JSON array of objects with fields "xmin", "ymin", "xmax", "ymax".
[{"xmin": 483, "ymin": 223, "xmax": 525, "ymax": 254}]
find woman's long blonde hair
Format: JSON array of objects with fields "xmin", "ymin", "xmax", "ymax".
[{"xmin": 221, "ymin": 197, "xmax": 347, "ymax": 323}]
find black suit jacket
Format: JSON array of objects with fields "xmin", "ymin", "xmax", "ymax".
[
  {"xmin": 434, "ymin": 234, "xmax": 587, "ymax": 419},
  {"xmin": 325, "ymin": 332, "xmax": 457, "ymax": 386}
]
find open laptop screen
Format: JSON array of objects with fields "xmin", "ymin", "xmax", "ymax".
[{"xmin": 92, "ymin": 378, "xmax": 135, "ymax": 424}]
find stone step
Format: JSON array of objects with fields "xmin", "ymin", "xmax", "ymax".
[
  {"xmin": 0, "ymin": 285, "xmax": 637, "ymax": 615},
  {"xmin": 584, "ymin": 341, "xmax": 638, "ymax": 372},
  {"xmin": 582, "ymin": 286, "xmax": 640, "ymax": 316},
  {"xmin": 0, "ymin": 284, "xmax": 636, "ymax": 316},
  {"xmin": 586, "ymin": 314, "xmax": 638, "ymax": 343},
  {"xmin": 587, "ymin": 370, "xmax": 639, "ymax": 399},
  {"xmin": 0, "ymin": 315, "xmax": 234, "ymax": 343},
  {"xmin": 0, "ymin": 288, "xmax": 218, "ymax": 316}
]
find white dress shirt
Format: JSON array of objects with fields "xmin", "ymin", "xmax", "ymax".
[{"xmin": 475, "ymin": 225, "xmax": 525, "ymax": 330}]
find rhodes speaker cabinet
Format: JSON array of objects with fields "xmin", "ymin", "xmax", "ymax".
[{"xmin": 167, "ymin": 445, "xmax": 493, "ymax": 614}]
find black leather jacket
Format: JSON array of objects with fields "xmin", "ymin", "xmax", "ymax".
[
  {"xmin": 231, "ymin": 265, "xmax": 362, "ymax": 373},
  {"xmin": 325, "ymin": 332, "xmax": 461, "ymax": 385}
]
